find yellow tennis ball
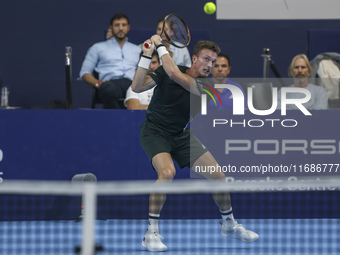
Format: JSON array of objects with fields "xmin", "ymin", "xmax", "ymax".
[{"xmin": 204, "ymin": 2, "xmax": 216, "ymax": 15}]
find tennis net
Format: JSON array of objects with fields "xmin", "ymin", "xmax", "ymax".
[{"xmin": 0, "ymin": 177, "xmax": 339, "ymax": 255}]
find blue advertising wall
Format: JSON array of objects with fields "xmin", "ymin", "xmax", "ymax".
[
  {"xmin": 0, "ymin": 109, "xmax": 188, "ymax": 181},
  {"xmin": 0, "ymin": 109, "xmax": 339, "ymax": 220},
  {"xmin": 2, "ymin": 109, "xmax": 338, "ymax": 182}
]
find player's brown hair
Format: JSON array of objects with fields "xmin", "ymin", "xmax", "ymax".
[{"xmin": 192, "ymin": 41, "xmax": 221, "ymax": 57}]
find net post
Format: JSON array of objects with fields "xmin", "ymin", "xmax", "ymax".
[
  {"xmin": 72, "ymin": 173, "xmax": 97, "ymax": 221},
  {"xmin": 81, "ymin": 182, "xmax": 97, "ymax": 255}
]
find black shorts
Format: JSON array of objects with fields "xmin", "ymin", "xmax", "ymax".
[{"xmin": 140, "ymin": 122, "xmax": 208, "ymax": 169}]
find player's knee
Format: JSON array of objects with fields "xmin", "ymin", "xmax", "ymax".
[
  {"xmin": 208, "ymin": 171, "xmax": 225, "ymax": 180},
  {"xmin": 157, "ymin": 167, "xmax": 176, "ymax": 181}
]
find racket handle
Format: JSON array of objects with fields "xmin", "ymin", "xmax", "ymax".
[{"xmin": 144, "ymin": 42, "xmax": 151, "ymax": 48}]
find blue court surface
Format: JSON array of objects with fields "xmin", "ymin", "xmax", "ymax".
[{"xmin": 0, "ymin": 219, "xmax": 339, "ymax": 255}]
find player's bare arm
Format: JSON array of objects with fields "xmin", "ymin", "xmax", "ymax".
[
  {"xmin": 131, "ymin": 39, "xmax": 157, "ymax": 93},
  {"xmin": 151, "ymin": 35, "xmax": 201, "ymax": 96},
  {"xmin": 131, "ymin": 69, "xmax": 156, "ymax": 93}
]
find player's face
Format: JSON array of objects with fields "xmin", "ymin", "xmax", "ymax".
[
  {"xmin": 211, "ymin": 57, "xmax": 230, "ymax": 80},
  {"xmin": 291, "ymin": 58, "xmax": 311, "ymax": 86},
  {"xmin": 193, "ymin": 49, "xmax": 217, "ymax": 77},
  {"xmin": 147, "ymin": 55, "xmax": 160, "ymax": 74},
  {"xmin": 111, "ymin": 18, "xmax": 130, "ymax": 41}
]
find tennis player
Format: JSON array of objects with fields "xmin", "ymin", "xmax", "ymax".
[{"xmin": 131, "ymin": 35, "xmax": 259, "ymax": 252}]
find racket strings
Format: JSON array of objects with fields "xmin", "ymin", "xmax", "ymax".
[{"xmin": 165, "ymin": 16, "xmax": 189, "ymax": 46}]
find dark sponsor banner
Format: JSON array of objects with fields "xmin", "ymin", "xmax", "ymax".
[{"xmin": 191, "ymin": 110, "xmax": 340, "ymax": 179}]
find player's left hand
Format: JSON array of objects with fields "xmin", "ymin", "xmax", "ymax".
[{"xmin": 151, "ymin": 35, "xmax": 162, "ymax": 46}]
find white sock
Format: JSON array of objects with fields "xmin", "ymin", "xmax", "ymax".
[
  {"xmin": 220, "ymin": 208, "xmax": 236, "ymax": 228},
  {"xmin": 148, "ymin": 213, "xmax": 160, "ymax": 232}
]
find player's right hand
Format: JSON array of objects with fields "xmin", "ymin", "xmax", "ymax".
[{"xmin": 143, "ymin": 39, "xmax": 154, "ymax": 56}]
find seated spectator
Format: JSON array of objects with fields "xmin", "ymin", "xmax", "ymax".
[
  {"xmin": 79, "ymin": 13, "xmax": 141, "ymax": 109},
  {"xmin": 208, "ymin": 52, "xmax": 247, "ymax": 109},
  {"xmin": 278, "ymin": 54, "xmax": 328, "ymax": 110},
  {"xmin": 107, "ymin": 18, "xmax": 191, "ymax": 68},
  {"xmin": 124, "ymin": 51, "xmax": 160, "ymax": 110}
]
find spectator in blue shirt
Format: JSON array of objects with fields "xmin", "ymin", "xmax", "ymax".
[
  {"xmin": 208, "ymin": 53, "xmax": 247, "ymax": 110},
  {"xmin": 80, "ymin": 13, "xmax": 141, "ymax": 109}
]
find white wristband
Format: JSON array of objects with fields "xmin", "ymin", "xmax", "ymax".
[
  {"xmin": 138, "ymin": 55, "xmax": 152, "ymax": 70},
  {"xmin": 156, "ymin": 45, "xmax": 169, "ymax": 59}
]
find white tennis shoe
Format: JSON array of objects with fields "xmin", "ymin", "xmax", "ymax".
[
  {"xmin": 220, "ymin": 221, "xmax": 259, "ymax": 242},
  {"xmin": 142, "ymin": 230, "xmax": 168, "ymax": 252}
]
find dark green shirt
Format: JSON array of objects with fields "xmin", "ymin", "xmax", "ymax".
[{"xmin": 146, "ymin": 65, "xmax": 202, "ymax": 135}]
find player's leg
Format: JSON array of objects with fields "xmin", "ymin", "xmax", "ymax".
[
  {"xmin": 188, "ymin": 135, "xmax": 232, "ymax": 212},
  {"xmin": 149, "ymin": 152, "xmax": 176, "ymax": 215},
  {"xmin": 140, "ymin": 123, "xmax": 173, "ymax": 251},
  {"xmin": 192, "ymin": 151, "xmax": 231, "ymax": 211},
  {"xmin": 142, "ymin": 152, "xmax": 175, "ymax": 252},
  {"xmin": 192, "ymin": 151, "xmax": 259, "ymax": 242}
]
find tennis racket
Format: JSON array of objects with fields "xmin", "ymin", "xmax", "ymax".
[{"xmin": 144, "ymin": 13, "xmax": 191, "ymax": 49}]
